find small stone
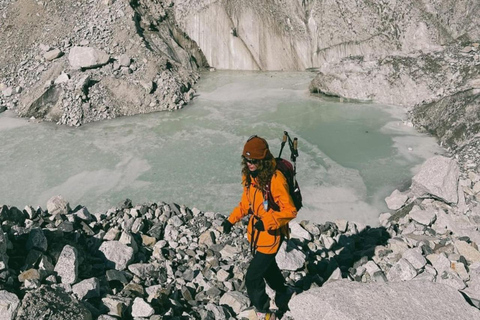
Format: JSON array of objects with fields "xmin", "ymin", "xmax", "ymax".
[
  {"xmin": 74, "ymin": 206, "xmax": 92, "ymax": 221},
  {"xmin": 131, "ymin": 297, "xmax": 154, "ymax": 318},
  {"xmin": 106, "ymin": 269, "xmax": 128, "ymax": 284},
  {"xmin": 2, "ymin": 87, "xmax": 13, "ymax": 97},
  {"xmin": 402, "ymin": 248, "xmax": 427, "ymax": 270},
  {"xmin": 219, "ymin": 291, "xmax": 250, "ymax": 314},
  {"xmin": 409, "ymin": 206, "xmax": 436, "ymax": 226},
  {"xmin": 321, "ymin": 234, "xmax": 336, "ymax": 250},
  {"xmin": 68, "ymin": 46, "xmax": 110, "ymax": 69},
  {"xmin": 220, "ymin": 244, "xmax": 240, "ymax": 259},
  {"xmin": 39, "ymin": 44, "xmax": 51, "ymax": 52},
  {"xmin": 140, "ymin": 80, "xmax": 154, "ymax": 93},
  {"xmin": 473, "ymin": 182, "xmax": 480, "ymax": 194},
  {"xmin": 290, "ymin": 220, "xmax": 312, "ymax": 240},
  {"xmin": 44, "ymin": 48, "xmax": 63, "ymax": 61},
  {"xmin": 427, "ymin": 253, "xmax": 451, "ymax": 274},
  {"xmin": 387, "ymin": 258, "xmax": 417, "ymax": 281},
  {"xmin": 141, "ymin": 234, "xmax": 156, "ymax": 246},
  {"xmin": 199, "ymin": 231, "xmax": 216, "ymax": 247},
  {"xmin": 72, "ymin": 277, "xmax": 100, "ymax": 300},
  {"xmin": 102, "ymin": 296, "xmax": 131, "ymax": 317},
  {"xmin": 53, "ymin": 73, "xmax": 70, "ymax": 85},
  {"xmin": 118, "ymin": 54, "xmax": 131, "ymax": 67},
  {"xmin": 454, "ymin": 240, "xmax": 480, "ymax": 264},
  {"xmin": 217, "ymin": 269, "xmax": 231, "ymax": 282},
  {"xmin": 385, "ymin": 189, "xmax": 409, "ymax": 210},
  {"xmin": 104, "ymin": 228, "xmax": 120, "ymax": 241},
  {"xmin": 451, "ymin": 261, "xmax": 469, "ymax": 281},
  {"xmin": 378, "ymin": 212, "xmax": 391, "ymax": 227}
]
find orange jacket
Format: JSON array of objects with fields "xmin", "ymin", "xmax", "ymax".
[{"xmin": 227, "ymin": 169, "xmax": 297, "ymax": 254}]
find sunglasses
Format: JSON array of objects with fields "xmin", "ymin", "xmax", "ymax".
[{"xmin": 243, "ymin": 157, "xmax": 260, "ymax": 165}]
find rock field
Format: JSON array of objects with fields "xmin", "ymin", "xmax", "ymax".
[{"xmin": 0, "ymin": 154, "xmax": 480, "ymax": 319}]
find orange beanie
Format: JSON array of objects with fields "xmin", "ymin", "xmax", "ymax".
[{"xmin": 242, "ymin": 135, "xmax": 273, "ymax": 160}]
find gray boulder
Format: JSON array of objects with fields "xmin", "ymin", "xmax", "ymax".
[
  {"xmin": 0, "ymin": 290, "xmax": 20, "ymax": 320},
  {"xmin": 199, "ymin": 230, "xmax": 216, "ymax": 247},
  {"xmin": 101, "ymin": 295, "xmax": 131, "ymax": 318},
  {"xmin": 289, "ymin": 280, "xmax": 480, "ymax": 319},
  {"xmin": 385, "ymin": 189, "xmax": 409, "ymax": 210},
  {"xmin": 47, "ymin": 195, "xmax": 71, "ymax": 215},
  {"xmin": 289, "ymin": 221, "xmax": 312, "ymax": 241},
  {"xmin": 15, "ymin": 286, "xmax": 92, "ymax": 320},
  {"xmin": 99, "ymin": 241, "xmax": 134, "ymax": 270},
  {"xmin": 402, "ymin": 249, "xmax": 427, "ymax": 270},
  {"xmin": 118, "ymin": 54, "xmax": 131, "ymax": 67},
  {"xmin": 408, "ymin": 205, "xmax": 436, "ymax": 226},
  {"xmin": 131, "ymin": 297, "xmax": 154, "ymax": 318},
  {"xmin": 411, "ymin": 156, "xmax": 459, "ymax": 204},
  {"xmin": 68, "ymin": 46, "xmax": 110, "ymax": 69},
  {"xmin": 26, "ymin": 228, "xmax": 48, "ymax": 252},
  {"xmin": 454, "ymin": 240, "xmax": 480, "ymax": 264},
  {"xmin": 276, "ymin": 241, "xmax": 306, "ymax": 271},
  {"xmin": 54, "ymin": 245, "xmax": 79, "ymax": 284},
  {"xmin": 74, "ymin": 207, "xmax": 93, "ymax": 222},
  {"xmin": 128, "ymin": 262, "xmax": 163, "ymax": 279},
  {"xmin": 219, "ymin": 291, "xmax": 249, "ymax": 314}
]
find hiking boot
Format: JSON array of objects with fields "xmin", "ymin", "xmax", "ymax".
[
  {"xmin": 256, "ymin": 311, "xmax": 276, "ymax": 320},
  {"xmin": 275, "ymin": 286, "xmax": 295, "ymax": 311}
]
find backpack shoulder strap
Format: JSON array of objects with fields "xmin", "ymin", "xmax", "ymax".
[{"xmin": 266, "ymin": 169, "xmax": 281, "ymax": 212}]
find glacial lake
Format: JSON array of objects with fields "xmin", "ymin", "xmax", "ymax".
[{"xmin": 0, "ymin": 71, "xmax": 443, "ymax": 226}]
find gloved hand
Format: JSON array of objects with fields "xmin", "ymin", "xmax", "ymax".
[
  {"xmin": 254, "ymin": 219, "xmax": 265, "ymax": 231},
  {"xmin": 222, "ymin": 219, "xmax": 233, "ymax": 234}
]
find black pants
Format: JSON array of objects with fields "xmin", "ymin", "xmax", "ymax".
[{"xmin": 245, "ymin": 251, "xmax": 286, "ymax": 312}]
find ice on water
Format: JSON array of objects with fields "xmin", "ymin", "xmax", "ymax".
[{"xmin": 0, "ymin": 71, "xmax": 443, "ymax": 225}]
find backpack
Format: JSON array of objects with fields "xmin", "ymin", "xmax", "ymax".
[
  {"xmin": 265, "ymin": 131, "xmax": 303, "ymax": 212},
  {"xmin": 266, "ymin": 157, "xmax": 303, "ymax": 212}
]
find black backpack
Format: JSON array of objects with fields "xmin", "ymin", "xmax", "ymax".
[{"xmin": 266, "ymin": 132, "xmax": 303, "ymax": 212}]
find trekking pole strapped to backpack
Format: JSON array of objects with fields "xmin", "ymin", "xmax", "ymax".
[{"xmin": 278, "ymin": 131, "xmax": 288, "ymax": 159}]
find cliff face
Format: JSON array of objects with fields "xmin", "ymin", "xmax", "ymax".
[{"xmin": 174, "ymin": 0, "xmax": 479, "ymax": 70}]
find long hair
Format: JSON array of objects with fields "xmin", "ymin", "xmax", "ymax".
[{"xmin": 242, "ymin": 158, "xmax": 276, "ymax": 191}]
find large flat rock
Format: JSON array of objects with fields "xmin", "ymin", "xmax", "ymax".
[
  {"xmin": 411, "ymin": 156, "xmax": 459, "ymax": 204},
  {"xmin": 289, "ymin": 280, "xmax": 480, "ymax": 320}
]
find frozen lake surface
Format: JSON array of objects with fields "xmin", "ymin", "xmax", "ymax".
[{"xmin": 0, "ymin": 71, "xmax": 443, "ymax": 225}]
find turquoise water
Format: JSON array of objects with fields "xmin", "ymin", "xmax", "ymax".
[{"xmin": 0, "ymin": 71, "xmax": 443, "ymax": 225}]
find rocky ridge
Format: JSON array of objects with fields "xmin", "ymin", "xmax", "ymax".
[
  {"xmin": 1, "ymin": 155, "xmax": 480, "ymax": 319},
  {"xmin": 310, "ymin": 41, "xmax": 480, "ymax": 154},
  {"xmin": 0, "ymin": 0, "xmax": 204, "ymax": 126}
]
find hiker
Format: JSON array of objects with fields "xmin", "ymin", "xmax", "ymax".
[{"xmin": 222, "ymin": 135, "xmax": 297, "ymax": 319}]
